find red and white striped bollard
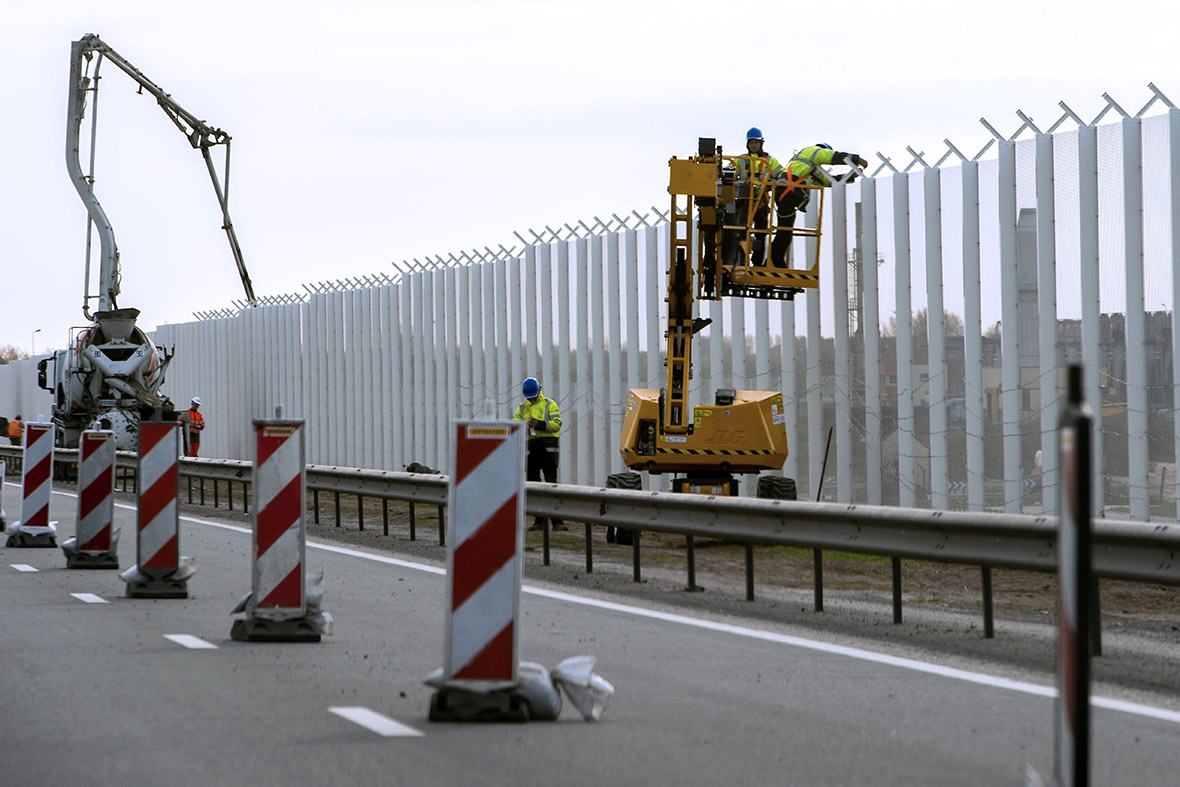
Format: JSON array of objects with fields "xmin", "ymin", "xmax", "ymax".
[
  {"xmin": 231, "ymin": 411, "xmax": 330, "ymax": 642},
  {"xmin": 121, "ymin": 421, "xmax": 193, "ymax": 597},
  {"xmin": 429, "ymin": 420, "xmax": 527, "ymax": 720},
  {"xmin": 5, "ymin": 421, "xmax": 58, "ymax": 548},
  {"xmin": 62, "ymin": 429, "xmax": 120, "ymax": 568}
]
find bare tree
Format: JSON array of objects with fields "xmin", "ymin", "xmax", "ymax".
[
  {"xmin": 0, "ymin": 345, "xmax": 29, "ymax": 364},
  {"xmin": 880, "ymin": 309, "xmax": 965, "ymax": 338}
]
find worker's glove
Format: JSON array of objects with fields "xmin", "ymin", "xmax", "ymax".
[{"xmin": 854, "ymin": 156, "xmax": 869, "ymax": 169}]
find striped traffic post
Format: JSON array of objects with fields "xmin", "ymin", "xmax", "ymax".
[
  {"xmin": 121, "ymin": 421, "xmax": 193, "ymax": 597},
  {"xmin": 62, "ymin": 430, "xmax": 120, "ymax": 569},
  {"xmin": 0, "ymin": 460, "xmax": 6, "ymax": 526},
  {"xmin": 231, "ymin": 411, "xmax": 330, "ymax": 642},
  {"xmin": 429, "ymin": 420, "xmax": 527, "ymax": 721},
  {"xmin": 5, "ymin": 421, "xmax": 58, "ymax": 548}
]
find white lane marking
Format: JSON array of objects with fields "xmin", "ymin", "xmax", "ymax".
[
  {"xmin": 329, "ymin": 706, "xmax": 423, "ymax": 737},
  {"xmin": 11, "ymin": 564, "xmax": 38, "ymax": 572},
  {"xmin": 69, "ymin": 491, "xmax": 1180, "ymax": 726},
  {"xmin": 164, "ymin": 634, "xmax": 218, "ymax": 650},
  {"xmin": 71, "ymin": 593, "xmax": 108, "ymax": 604}
]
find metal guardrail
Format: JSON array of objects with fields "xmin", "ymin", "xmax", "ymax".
[
  {"xmin": 4, "ymin": 445, "xmax": 1174, "ymax": 587},
  {"xmin": 3, "ymin": 444, "xmax": 1176, "ymax": 640}
]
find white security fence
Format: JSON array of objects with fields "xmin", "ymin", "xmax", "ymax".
[{"xmin": 4, "ymin": 88, "xmax": 1178, "ymax": 523}]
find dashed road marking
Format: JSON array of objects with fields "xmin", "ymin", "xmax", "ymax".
[
  {"xmin": 329, "ymin": 706, "xmax": 423, "ymax": 737},
  {"xmin": 164, "ymin": 634, "xmax": 218, "ymax": 650},
  {"xmin": 71, "ymin": 593, "xmax": 108, "ymax": 604},
  {"xmin": 11, "ymin": 564, "xmax": 38, "ymax": 572}
]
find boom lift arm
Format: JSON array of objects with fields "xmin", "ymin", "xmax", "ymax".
[
  {"xmin": 66, "ymin": 32, "xmax": 256, "ymax": 318},
  {"xmin": 621, "ymin": 137, "xmax": 836, "ymax": 487}
]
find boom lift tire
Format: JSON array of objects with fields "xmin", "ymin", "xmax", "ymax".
[
  {"xmin": 756, "ymin": 475, "xmax": 797, "ymax": 500},
  {"xmin": 605, "ymin": 472, "xmax": 642, "ymax": 545}
]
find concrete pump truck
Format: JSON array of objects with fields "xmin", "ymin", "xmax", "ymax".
[
  {"xmin": 39, "ymin": 33, "xmax": 257, "ymax": 450},
  {"xmin": 618, "ymin": 137, "xmax": 855, "ymax": 500}
]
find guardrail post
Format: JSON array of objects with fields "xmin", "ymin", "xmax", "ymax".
[
  {"xmin": 813, "ymin": 550, "xmax": 824, "ymax": 612},
  {"xmin": 891, "ymin": 557, "xmax": 903, "ymax": 624},
  {"xmin": 584, "ymin": 523, "xmax": 593, "ymax": 574},
  {"xmin": 313, "ymin": 489, "xmax": 320, "ymax": 524},
  {"xmin": 357, "ymin": 495, "xmax": 364, "ymax": 531},
  {"xmin": 382, "ymin": 499, "xmax": 389, "ymax": 536},
  {"xmin": 632, "ymin": 532, "xmax": 641, "ymax": 583},
  {"xmin": 409, "ymin": 502, "xmax": 416, "ymax": 540},
  {"xmin": 982, "ymin": 567, "xmax": 994, "ymax": 638},
  {"xmin": 334, "ymin": 491, "xmax": 341, "ymax": 527},
  {"xmin": 213, "ymin": 478, "xmax": 219, "ymax": 508},
  {"xmin": 745, "ymin": 544, "xmax": 755, "ymax": 601},
  {"xmin": 438, "ymin": 504, "xmax": 446, "ymax": 547}
]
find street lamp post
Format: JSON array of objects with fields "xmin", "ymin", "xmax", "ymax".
[{"xmin": 31, "ymin": 328, "xmax": 41, "ymax": 358}]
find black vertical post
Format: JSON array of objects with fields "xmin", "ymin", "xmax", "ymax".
[
  {"xmin": 585, "ymin": 523, "xmax": 593, "ymax": 574},
  {"xmin": 313, "ymin": 489, "xmax": 320, "ymax": 524},
  {"xmin": 982, "ymin": 566, "xmax": 995, "ymax": 639},
  {"xmin": 409, "ymin": 502, "xmax": 417, "ymax": 541},
  {"xmin": 813, "ymin": 551, "xmax": 824, "ymax": 612},
  {"xmin": 632, "ymin": 532, "xmax": 641, "ymax": 583},
  {"xmin": 686, "ymin": 535, "xmax": 697, "ymax": 591},
  {"xmin": 357, "ymin": 495, "xmax": 364, "ymax": 531},
  {"xmin": 813, "ymin": 426, "xmax": 834, "ymax": 611},
  {"xmin": 1055, "ymin": 364, "xmax": 1092, "ymax": 787},
  {"xmin": 438, "ymin": 505, "xmax": 446, "ymax": 547},
  {"xmin": 744, "ymin": 543, "xmax": 755, "ymax": 601},
  {"xmin": 213, "ymin": 479, "xmax": 219, "ymax": 508},
  {"xmin": 334, "ymin": 492, "xmax": 341, "ymax": 527},
  {"xmin": 382, "ymin": 499, "xmax": 389, "ymax": 537},
  {"xmin": 243, "ymin": 481, "xmax": 249, "ymax": 514},
  {"xmin": 891, "ymin": 557, "xmax": 903, "ymax": 624}
]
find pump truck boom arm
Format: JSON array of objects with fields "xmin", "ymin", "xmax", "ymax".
[{"xmin": 66, "ymin": 33, "xmax": 256, "ymax": 317}]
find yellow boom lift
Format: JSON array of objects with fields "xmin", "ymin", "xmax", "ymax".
[{"xmin": 619, "ymin": 137, "xmax": 827, "ymax": 499}]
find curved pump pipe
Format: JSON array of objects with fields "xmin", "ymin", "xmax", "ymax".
[{"xmin": 67, "ymin": 38, "xmax": 120, "ymax": 317}]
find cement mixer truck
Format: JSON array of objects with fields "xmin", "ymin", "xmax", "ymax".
[{"xmin": 39, "ymin": 33, "xmax": 257, "ymax": 449}]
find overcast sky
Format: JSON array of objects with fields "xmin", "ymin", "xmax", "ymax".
[{"xmin": 0, "ymin": 0, "xmax": 1172, "ymax": 353}]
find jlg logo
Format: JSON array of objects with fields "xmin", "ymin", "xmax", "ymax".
[{"xmin": 710, "ymin": 430, "xmax": 747, "ymax": 444}]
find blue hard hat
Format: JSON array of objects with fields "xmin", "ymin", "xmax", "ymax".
[
  {"xmin": 522, "ymin": 377, "xmax": 540, "ymax": 397},
  {"xmin": 816, "ymin": 142, "xmax": 833, "ymax": 150},
  {"xmin": 746, "ymin": 127, "xmax": 764, "ymax": 141}
]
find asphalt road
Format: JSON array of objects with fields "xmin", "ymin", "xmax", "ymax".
[{"xmin": 2, "ymin": 483, "xmax": 1179, "ymax": 786}]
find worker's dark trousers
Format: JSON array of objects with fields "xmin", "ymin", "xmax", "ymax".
[
  {"xmin": 527, "ymin": 439, "xmax": 563, "ymax": 526},
  {"xmin": 769, "ymin": 188, "xmax": 808, "ymax": 268}
]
